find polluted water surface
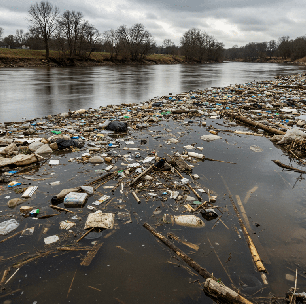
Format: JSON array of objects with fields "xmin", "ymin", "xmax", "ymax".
[{"xmin": 1, "ymin": 73, "xmax": 306, "ymax": 303}]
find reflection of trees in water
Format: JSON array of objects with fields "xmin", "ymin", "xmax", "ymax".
[
  {"xmin": 111, "ymin": 66, "xmax": 151, "ymax": 102},
  {"xmin": 34, "ymin": 67, "xmax": 94, "ymax": 112}
]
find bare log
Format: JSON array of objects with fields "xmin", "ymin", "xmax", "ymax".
[{"xmin": 204, "ymin": 278, "xmax": 254, "ymax": 304}]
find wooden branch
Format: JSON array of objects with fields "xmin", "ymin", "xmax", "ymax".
[
  {"xmin": 204, "ymin": 278, "xmax": 254, "ymax": 304},
  {"xmin": 221, "ymin": 176, "xmax": 267, "ymax": 273},
  {"xmin": 76, "ymin": 227, "xmax": 94, "ymax": 243},
  {"xmin": 272, "ymin": 160, "xmax": 306, "ymax": 174},
  {"xmin": 167, "ymin": 232, "xmax": 199, "ymax": 251},
  {"xmin": 143, "ymin": 222, "xmax": 212, "ymax": 279},
  {"xmin": 144, "ymin": 223, "xmax": 253, "ymax": 304},
  {"xmin": 130, "ymin": 163, "xmax": 155, "ymax": 186},
  {"xmin": 224, "ymin": 111, "xmax": 285, "ymax": 135},
  {"xmin": 166, "ymin": 162, "xmax": 202, "ymax": 201},
  {"xmin": 0, "ymin": 230, "xmax": 24, "ymax": 244},
  {"xmin": 50, "ymin": 205, "xmax": 74, "ymax": 213},
  {"xmin": 132, "ymin": 191, "xmax": 141, "ymax": 203}
]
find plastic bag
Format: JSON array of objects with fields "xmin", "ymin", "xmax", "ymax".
[
  {"xmin": 0, "ymin": 219, "xmax": 19, "ymax": 235},
  {"xmin": 277, "ymin": 128, "xmax": 306, "ymax": 145}
]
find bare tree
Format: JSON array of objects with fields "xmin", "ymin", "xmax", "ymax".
[
  {"xmin": 162, "ymin": 39, "xmax": 177, "ymax": 55},
  {"xmin": 0, "ymin": 27, "xmax": 3, "ymax": 41},
  {"xmin": 129, "ymin": 23, "xmax": 155, "ymax": 60},
  {"xmin": 57, "ymin": 10, "xmax": 83, "ymax": 57},
  {"xmin": 28, "ymin": 1, "xmax": 59, "ymax": 59}
]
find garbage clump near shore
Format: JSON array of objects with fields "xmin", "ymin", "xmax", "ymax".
[{"xmin": 1, "ymin": 73, "xmax": 306, "ymax": 303}]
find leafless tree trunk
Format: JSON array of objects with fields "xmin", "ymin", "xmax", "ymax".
[{"xmin": 28, "ymin": 1, "xmax": 59, "ymax": 59}]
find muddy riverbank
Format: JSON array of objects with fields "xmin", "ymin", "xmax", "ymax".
[{"xmin": 1, "ymin": 73, "xmax": 306, "ymax": 303}]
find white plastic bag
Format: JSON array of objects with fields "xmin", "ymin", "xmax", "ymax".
[
  {"xmin": 0, "ymin": 219, "xmax": 19, "ymax": 235},
  {"xmin": 277, "ymin": 128, "xmax": 306, "ymax": 144}
]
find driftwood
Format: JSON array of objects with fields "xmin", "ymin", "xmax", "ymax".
[
  {"xmin": 204, "ymin": 278, "xmax": 253, "ymax": 304},
  {"xmin": 13, "ymin": 250, "xmax": 53, "ymax": 268},
  {"xmin": 76, "ymin": 227, "xmax": 94, "ymax": 243},
  {"xmin": 38, "ymin": 214, "xmax": 58, "ymax": 219},
  {"xmin": 143, "ymin": 222, "xmax": 212, "ymax": 278},
  {"xmin": 167, "ymin": 232, "xmax": 199, "ymax": 251},
  {"xmin": 0, "ymin": 230, "xmax": 24, "ymax": 244},
  {"xmin": 144, "ymin": 223, "xmax": 253, "ymax": 304},
  {"xmin": 224, "ymin": 112, "xmax": 285, "ymax": 135},
  {"xmin": 272, "ymin": 160, "xmax": 306, "ymax": 174},
  {"xmin": 130, "ymin": 163, "xmax": 156, "ymax": 186},
  {"xmin": 0, "ymin": 268, "xmax": 10, "ymax": 285},
  {"xmin": 132, "ymin": 191, "xmax": 141, "ymax": 203},
  {"xmin": 221, "ymin": 176, "xmax": 267, "ymax": 273},
  {"xmin": 80, "ymin": 243, "xmax": 103, "ymax": 266},
  {"xmin": 57, "ymin": 246, "xmax": 93, "ymax": 251},
  {"xmin": 166, "ymin": 162, "xmax": 202, "ymax": 201},
  {"xmin": 50, "ymin": 205, "xmax": 74, "ymax": 213}
]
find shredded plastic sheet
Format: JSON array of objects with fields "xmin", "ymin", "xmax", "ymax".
[
  {"xmin": 277, "ymin": 128, "xmax": 306, "ymax": 144},
  {"xmin": 0, "ymin": 219, "xmax": 19, "ymax": 235}
]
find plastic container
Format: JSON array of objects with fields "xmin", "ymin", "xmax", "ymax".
[{"xmin": 64, "ymin": 192, "xmax": 88, "ymax": 207}]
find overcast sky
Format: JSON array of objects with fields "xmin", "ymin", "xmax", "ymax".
[{"xmin": 0, "ymin": 0, "xmax": 305, "ymax": 48}]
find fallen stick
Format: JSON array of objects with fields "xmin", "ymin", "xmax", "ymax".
[
  {"xmin": 207, "ymin": 238, "xmax": 235, "ymax": 289},
  {"xmin": 221, "ymin": 176, "xmax": 267, "ymax": 273},
  {"xmin": 288, "ymin": 149, "xmax": 306, "ymax": 165},
  {"xmin": 167, "ymin": 232, "xmax": 199, "ymax": 251},
  {"xmin": 204, "ymin": 157, "xmax": 236, "ymax": 164},
  {"xmin": 76, "ymin": 227, "xmax": 94, "ymax": 243},
  {"xmin": 38, "ymin": 214, "xmax": 58, "ymax": 219},
  {"xmin": 84, "ymin": 172, "xmax": 113, "ymax": 186},
  {"xmin": 130, "ymin": 163, "xmax": 156, "ymax": 186},
  {"xmin": 13, "ymin": 250, "xmax": 53, "ymax": 268},
  {"xmin": 168, "ymin": 163, "xmax": 202, "ymax": 201},
  {"xmin": 224, "ymin": 112, "xmax": 285, "ymax": 135},
  {"xmin": 80, "ymin": 243, "xmax": 103, "ymax": 266},
  {"xmin": 50, "ymin": 205, "xmax": 74, "ymax": 213},
  {"xmin": 57, "ymin": 246, "xmax": 93, "ymax": 251},
  {"xmin": 67, "ymin": 270, "xmax": 77, "ymax": 298},
  {"xmin": 272, "ymin": 160, "xmax": 306, "ymax": 174},
  {"xmin": 132, "ymin": 191, "xmax": 141, "ymax": 203},
  {"xmin": 5, "ymin": 268, "xmax": 19, "ymax": 284},
  {"xmin": 0, "ymin": 230, "xmax": 24, "ymax": 244},
  {"xmin": 144, "ymin": 223, "xmax": 253, "ymax": 304},
  {"xmin": 204, "ymin": 278, "xmax": 254, "ymax": 304},
  {"xmin": 144, "ymin": 223, "xmax": 212, "ymax": 279},
  {"xmin": 0, "ymin": 268, "xmax": 10, "ymax": 285}
]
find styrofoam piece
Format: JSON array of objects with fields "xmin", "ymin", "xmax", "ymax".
[
  {"xmin": 84, "ymin": 211, "xmax": 114, "ymax": 229},
  {"xmin": 44, "ymin": 235, "xmax": 59, "ymax": 244},
  {"xmin": 22, "ymin": 186, "xmax": 38, "ymax": 198}
]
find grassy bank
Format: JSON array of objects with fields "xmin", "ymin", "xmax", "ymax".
[{"xmin": 0, "ymin": 48, "xmax": 186, "ymax": 67}]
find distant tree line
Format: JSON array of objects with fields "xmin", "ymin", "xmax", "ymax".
[
  {"xmin": 0, "ymin": 1, "xmax": 224, "ymax": 63},
  {"xmin": 225, "ymin": 35, "xmax": 306, "ymax": 61}
]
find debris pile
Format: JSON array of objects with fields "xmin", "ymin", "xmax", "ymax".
[{"xmin": 1, "ymin": 72, "xmax": 306, "ymax": 303}]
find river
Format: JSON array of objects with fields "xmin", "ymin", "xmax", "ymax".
[{"xmin": 0, "ymin": 62, "xmax": 306, "ymax": 122}]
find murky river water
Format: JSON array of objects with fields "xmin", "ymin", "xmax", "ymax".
[
  {"xmin": 1, "ymin": 63, "xmax": 306, "ymax": 303},
  {"xmin": 1, "ymin": 62, "xmax": 306, "ymax": 123}
]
